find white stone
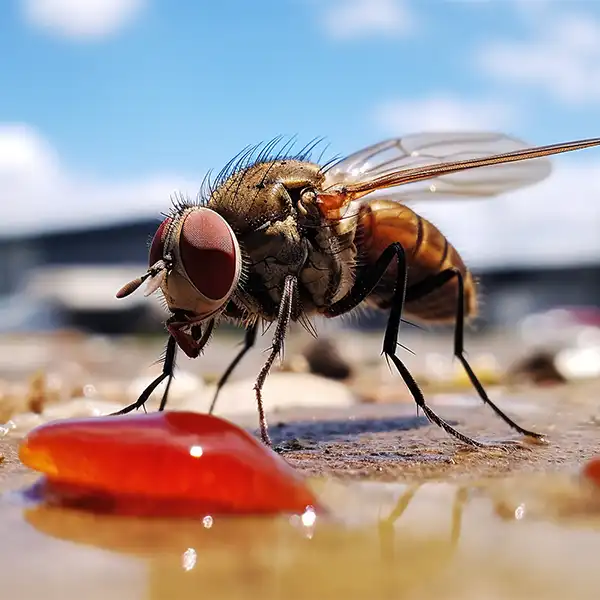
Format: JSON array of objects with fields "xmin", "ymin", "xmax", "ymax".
[
  {"xmin": 2, "ymin": 398, "xmax": 125, "ymax": 437},
  {"xmin": 555, "ymin": 344, "xmax": 600, "ymax": 380},
  {"xmin": 181, "ymin": 372, "xmax": 359, "ymax": 416},
  {"xmin": 42, "ymin": 398, "xmax": 124, "ymax": 420}
]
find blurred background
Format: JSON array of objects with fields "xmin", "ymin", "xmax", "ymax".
[{"xmin": 1, "ymin": 0, "xmax": 600, "ymax": 395}]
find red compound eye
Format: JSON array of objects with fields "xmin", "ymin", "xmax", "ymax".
[
  {"xmin": 149, "ymin": 218, "xmax": 171, "ymax": 266},
  {"xmin": 179, "ymin": 208, "xmax": 240, "ymax": 301}
]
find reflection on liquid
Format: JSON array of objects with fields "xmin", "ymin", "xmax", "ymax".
[
  {"xmin": 378, "ymin": 483, "xmax": 469, "ymax": 564},
  {"xmin": 9, "ymin": 474, "xmax": 600, "ymax": 600},
  {"xmin": 189, "ymin": 445, "xmax": 203, "ymax": 458},
  {"xmin": 202, "ymin": 515, "xmax": 213, "ymax": 529},
  {"xmin": 288, "ymin": 505, "xmax": 317, "ymax": 540},
  {"xmin": 181, "ymin": 548, "xmax": 196, "ymax": 572},
  {"xmin": 514, "ymin": 503, "xmax": 526, "ymax": 520},
  {"xmin": 301, "ymin": 506, "xmax": 316, "ymax": 528}
]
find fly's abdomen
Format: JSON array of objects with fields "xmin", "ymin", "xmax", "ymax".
[{"xmin": 358, "ymin": 198, "xmax": 478, "ymax": 324}]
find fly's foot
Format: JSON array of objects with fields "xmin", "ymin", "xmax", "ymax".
[{"xmin": 111, "ymin": 401, "xmax": 148, "ymax": 416}]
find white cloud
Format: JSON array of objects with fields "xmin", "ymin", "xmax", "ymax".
[
  {"xmin": 368, "ymin": 92, "xmax": 600, "ymax": 268},
  {"xmin": 320, "ymin": 0, "xmax": 415, "ymax": 40},
  {"xmin": 410, "ymin": 157, "xmax": 600, "ymax": 269},
  {"xmin": 0, "ymin": 123, "xmax": 199, "ymax": 238},
  {"xmin": 374, "ymin": 94, "xmax": 516, "ymax": 133},
  {"xmin": 477, "ymin": 9, "xmax": 600, "ymax": 104},
  {"xmin": 509, "ymin": 0, "xmax": 554, "ymax": 18},
  {"xmin": 1, "ymin": 123, "xmax": 599, "ymax": 269},
  {"xmin": 22, "ymin": 0, "xmax": 146, "ymax": 40}
]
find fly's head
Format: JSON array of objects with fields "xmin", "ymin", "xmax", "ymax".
[
  {"xmin": 116, "ymin": 206, "xmax": 242, "ymax": 358},
  {"xmin": 149, "ymin": 207, "xmax": 242, "ymax": 317}
]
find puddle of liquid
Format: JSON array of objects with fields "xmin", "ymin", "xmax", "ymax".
[
  {"xmin": 1, "ymin": 472, "xmax": 600, "ymax": 600},
  {"xmin": 2, "ymin": 371, "xmax": 600, "ymax": 600}
]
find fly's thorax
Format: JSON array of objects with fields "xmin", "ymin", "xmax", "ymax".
[
  {"xmin": 299, "ymin": 213, "xmax": 359, "ymax": 308},
  {"xmin": 208, "ymin": 159, "xmax": 325, "ymax": 232},
  {"xmin": 234, "ymin": 216, "xmax": 309, "ymax": 318},
  {"xmin": 201, "ymin": 158, "xmax": 322, "ymax": 317},
  {"xmin": 242, "ymin": 217, "xmax": 306, "ymax": 266},
  {"xmin": 203, "ymin": 157, "xmax": 359, "ymax": 316}
]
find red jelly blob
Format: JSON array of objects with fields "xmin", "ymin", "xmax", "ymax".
[{"xmin": 19, "ymin": 412, "xmax": 320, "ymax": 517}]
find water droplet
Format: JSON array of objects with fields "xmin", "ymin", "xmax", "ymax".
[
  {"xmin": 182, "ymin": 548, "xmax": 197, "ymax": 571},
  {"xmin": 515, "ymin": 504, "xmax": 526, "ymax": 520}
]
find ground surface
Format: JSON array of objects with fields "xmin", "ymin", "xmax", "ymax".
[
  {"xmin": 2, "ymin": 376, "xmax": 598, "ymax": 487},
  {"xmin": 2, "ymin": 330, "xmax": 600, "ymax": 600},
  {"xmin": 0, "ymin": 328, "xmax": 598, "ymax": 488}
]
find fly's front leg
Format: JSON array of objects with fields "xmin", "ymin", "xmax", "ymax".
[
  {"xmin": 325, "ymin": 243, "xmax": 485, "ymax": 448},
  {"xmin": 209, "ymin": 322, "xmax": 259, "ymax": 415},
  {"xmin": 408, "ymin": 268, "xmax": 545, "ymax": 441},
  {"xmin": 254, "ymin": 275, "xmax": 298, "ymax": 446},
  {"xmin": 113, "ymin": 318, "xmax": 215, "ymax": 416},
  {"xmin": 113, "ymin": 334, "xmax": 178, "ymax": 415}
]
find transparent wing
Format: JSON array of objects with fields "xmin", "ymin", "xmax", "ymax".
[{"xmin": 322, "ymin": 132, "xmax": 554, "ymax": 203}]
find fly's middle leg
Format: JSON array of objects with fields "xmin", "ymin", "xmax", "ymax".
[
  {"xmin": 253, "ymin": 275, "xmax": 298, "ymax": 446},
  {"xmin": 209, "ymin": 322, "xmax": 259, "ymax": 415}
]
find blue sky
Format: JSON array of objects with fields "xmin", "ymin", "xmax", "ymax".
[{"xmin": 2, "ymin": 0, "xmax": 600, "ymax": 268}]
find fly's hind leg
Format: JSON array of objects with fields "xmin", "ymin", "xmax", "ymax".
[
  {"xmin": 208, "ymin": 322, "xmax": 259, "ymax": 415},
  {"xmin": 407, "ymin": 268, "xmax": 545, "ymax": 441},
  {"xmin": 325, "ymin": 243, "xmax": 485, "ymax": 448},
  {"xmin": 253, "ymin": 275, "xmax": 298, "ymax": 446}
]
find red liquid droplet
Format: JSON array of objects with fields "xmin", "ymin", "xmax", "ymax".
[
  {"xmin": 582, "ymin": 456, "xmax": 600, "ymax": 488},
  {"xmin": 19, "ymin": 412, "xmax": 320, "ymax": 517}
]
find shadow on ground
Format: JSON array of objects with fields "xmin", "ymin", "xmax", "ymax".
[{"xmin": 266, "ymin": 414, "xmax": 433, "ymax": 451}]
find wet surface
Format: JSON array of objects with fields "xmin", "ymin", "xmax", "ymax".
[
  {"xmin": 261, "ymin": 381, "xmax": 598, "ymax": 481},
  {"xmin": 2, "ymin": 331, "xmax": 600, "ymax": 599},
  {"xmin": 4, "ymin": 383, "xmax": 598, "ymax": 484},
  {"xmin": 2, "ymin": 471, "xmax": 600, "ymax": 600}
]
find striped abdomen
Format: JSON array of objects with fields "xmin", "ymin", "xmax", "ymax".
[{"xmin": 357, "ymin": 198, "xmax": 478, "ymax": 324}]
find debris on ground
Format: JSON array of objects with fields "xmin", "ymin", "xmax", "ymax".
[
  {"xmin": 508, "ymin": 350, "xmax": 567, "ymax": 386},
  {"xmin": 26, "ymin": 370, "xmax": 50, "ymax": 414},
  {"xmin": 302, "ymin": 338, "xmax": 354, "ymax": 381}
]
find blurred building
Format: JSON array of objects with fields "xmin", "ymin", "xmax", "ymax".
[
  {"xmin": 475, "ymin": 264, "xmax": 600, "ymax": 327},
  {"xmin": 0, "ymin": 219, "xmax": 166, "ymax": 333},
  {"xmin": 331, "ymin": 264, "xmax": 600, "ymax": 334},
  {"xmin": 1, "ymin": 216, "xmax": 599, "ymax": 334}
]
